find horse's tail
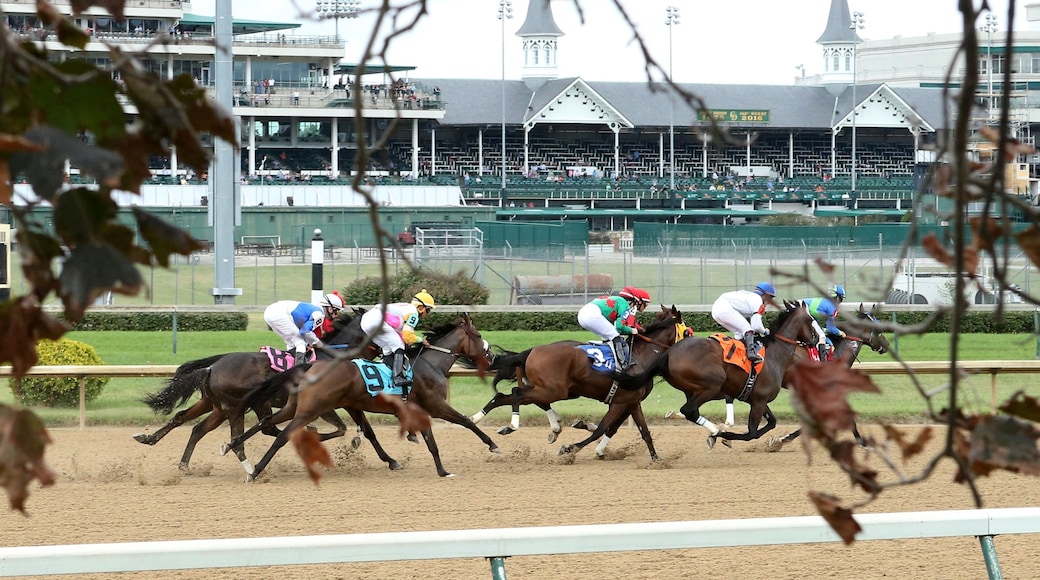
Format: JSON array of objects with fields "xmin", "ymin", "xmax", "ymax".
[
  {"xmin": 140, "ymin": 367, "xmax": 209, "ymax": 415},
  {"xmin": 173, "ymin": 353, "xmax": 227, "ymax": 377},
  {"xmin": 619, "ymin": 349, "xmax": 670, "ymax": 391},
  {"xmin": 239, "ymin": 365, "xmax": 307, "ymax": 413},
  {"xmin": 489, "ymin": 349, "xmax": 529, "ymax": 390}
]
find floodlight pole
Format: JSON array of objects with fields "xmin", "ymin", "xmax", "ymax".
[
  {"xmin": 850, "ymin": 11, "xmax": 864, "ymax": 197},
  {"xmin": 666, "ymin": 6, "xmax": 680, "ymax": 192},
  {"xmin": 499, "ymin": 1, "xmax": 513, "ymax": 193}
]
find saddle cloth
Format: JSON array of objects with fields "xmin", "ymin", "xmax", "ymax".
[
  {"xmin": 578, "ymin": 343, "xmax": 618, "ymax": 374},
  {"xmin": 708, "ymin": 334, "xmax": 764, "ymax": 375},
  {"xmin": 259, "ymin": 346, "xmax": 317, "ymax": 373},
  {"xmin": 350, "ymin": 359, "xmax": 408, "ymax": 397}
]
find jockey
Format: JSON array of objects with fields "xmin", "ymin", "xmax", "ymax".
[
  {"xmin": 263, "ymin": 292, "xmax": 342, "ymax": 366},
  {"xmin": 578, "ymin": 287, "xmax": 644, "ymax": 378},
  {"xmin": 802, "ymin": 285, "xmax": 846, "ymax": 359},
  {"xmin": 711, "ymin": 282, "xmax": 778, "ymax": 364},
  {"xmin": 619, "ymin": 286, "xmax": 651, "ymax": 331},
  {"xmin": 359, "ymin": 289, "xmax": 436, "ymax": 398},
  {"xmin": 314, "ymin": 291, "xmax": 346, "ymax": 339}
]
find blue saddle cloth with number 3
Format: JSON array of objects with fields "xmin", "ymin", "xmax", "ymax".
[
  {"xmin": 350, "ymin": 359, "xmax": 408, "ymax": 397},
  {"xmin": 578, "ymin": 344, "xmax": 617, "ymax": 374}
]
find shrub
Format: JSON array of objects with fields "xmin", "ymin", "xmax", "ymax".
[
  {"xmin": 11, "ymin": 339, "xmax": 110, "ymax": 407},
  {"xmin": 343, "ymin": 270, "xmax": 489, "ymax": 306}
]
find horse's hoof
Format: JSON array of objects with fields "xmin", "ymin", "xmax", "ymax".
[
  {"xmin": 219, "ymin": 443, "xmax": 231, "ymax": 456},
  {"xmin": 571, "ymin": 420, "xmax": 587, "ymax": 430},
  {"xmin": 131, "ymin": 433, "xmax": 154, "ymax": 445},
  {"xmin": 406, "ymin": 433, "xmax": 419, "ymax": 444},
  {"xmin": 706, "ymin": 435, "xmax": 718, "ymax": 450},
  {"xmin": 440, "ymin": 472, "xmax": 456, "ymax": 478},
  {"xmin": 351, "ymin": 436, "xmax": 362, "ymax": 450},
  {"xmin": 721, "ymin": 439, "xmax": 733, "ymax": 449},
  {"xmin": 497, "ymin": 426, "xmax": 515, "ymax": 436},
  {"xmin": 245, "ymin": 473, "xmax": 256, "ymax": 483},
  {"xmin": 664, "ymin": 410, "xmax": 676, "ymax": 419},
  {"xmin": 388, "ymin": 461, "xmax": 403, "ymax": 471},
  {"xmin": 489, "ymin": 446, "xmax": 501, "ymax": 454},
  {"xmin": 558, "ymin": 445, "xmax": 575, "ymax": 455},
  {"xmin": 766, "ymin": 436, "xmax": 784, "ymax": 452},
  {"xmin": 546, "ymin": 430, "xmax": 560, "ymax": 444}
]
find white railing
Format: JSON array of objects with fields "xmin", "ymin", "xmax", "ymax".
[{"xmin": 0, "ymin": 508, "xmax": 1035, "ymax": 577}]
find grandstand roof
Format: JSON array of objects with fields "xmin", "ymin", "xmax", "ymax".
[{"xmin": 422, "ymin": 77, "xmax": 946, "ymax": 133}]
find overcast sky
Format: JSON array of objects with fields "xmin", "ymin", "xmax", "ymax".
[{"xmin": 186, "ymin": 0, "xmax": 1030, "ymax": 84}]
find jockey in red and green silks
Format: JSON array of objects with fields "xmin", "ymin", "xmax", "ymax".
[{"xmin": 577, "ymin": 286, "xmax": 649, "ymax": 378}]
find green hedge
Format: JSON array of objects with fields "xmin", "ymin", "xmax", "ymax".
[{"xmin": 67, "ymin": 312, "xmax": 249, "ymax": 331}]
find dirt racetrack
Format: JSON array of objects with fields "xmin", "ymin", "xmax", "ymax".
[{"xmin": 2, "ymin": 421, "xmax": 1037, "ymax": 580}]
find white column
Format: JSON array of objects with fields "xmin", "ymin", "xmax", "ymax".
[
  {"xmin": 478, "ymin": 129, "xmax": 484, "ymax": 176},
  {"xmin": 659, "ymin": 132, "xmax": 664, "ymax": 178},
  {"xmin": 248, "ymin": 116, "xmax": 256, "ymax": 176},
  {"xmin": 331, "ymin": 117, "xmax": 339, "ymax": 178},
  {"xmin": 613, "ymin": 127, "xmax": 620, "ymax": 178},
  {"xmin": 431, "ymin": 127, "xmax": 437, "ymax": 177},
  {"xmin": 524, "ymin": 127, "xmax": 530, "ymax": 180},
  {"xmin": 411, "ymin": 118, "xmax": 419, "ymax": 177}
]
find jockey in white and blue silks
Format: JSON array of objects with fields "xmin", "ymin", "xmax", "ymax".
[
  {"xmin": 711, "ymin": 282, "xmax": 778, "ymax": 364},
  {"xmin": 263, "ymin": 300, "xmax": 326, "ymax": 366}
]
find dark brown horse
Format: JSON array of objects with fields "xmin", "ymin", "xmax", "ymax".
[
  {"xmin": 228, "ymin": 313, "xmax": 491, "ymax": 481},
  {"xmin": 471, "ymin": 305, "xmax": 690, "ymax": 460},
  {"xmin": 625, "ymin": 300, "xmax": 817, "ymax": 448},
  {"xmin": 769, "ymin": 303, "xmax": 891, "ymax": 448},
  {"xmin": 132, "ymin": 311, "xmax": 366, "ymax": 474}
]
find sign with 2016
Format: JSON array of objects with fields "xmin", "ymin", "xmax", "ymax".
[{"xmin": 698, "ymin": 109, "xmax": 771, "ymax": 123}]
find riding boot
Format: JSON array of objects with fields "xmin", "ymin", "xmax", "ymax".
[
  {"xmin": 293, "ymin": 349, "xmax": 306, "ymax": 367},
  {"xmin": 611, "ymin": 336, "xmax": 631, "ymax": 379},
  {"xmin": 390, "ymin": 349, "xmax": 412, "ymax": 399},
  {"xmin": 743, "ymin": 332, "xmax": 762, "ymax": 364}
]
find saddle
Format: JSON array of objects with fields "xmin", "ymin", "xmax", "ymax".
[
  {"xmin": 259, "ymin": 346, "xmax": 317, "ymax": 373},
  {"xmin": 350, "ymin": 359, "xmax": 408, "ymax": 397},
  {"xmin": 577, "ymin": 343, "xmax": 620, "ymax": 374},
  {"xmin": 708, "ymin": 334, "xmax": 764, "ymax": 376}
]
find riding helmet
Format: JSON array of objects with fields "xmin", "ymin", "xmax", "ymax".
[
  {"xmin": 831, "ymin": 285, "xmax": 846, "ymax": 301},
  {"xmin": 754, "ymin": 282, "xmax": 776, "ymax": 297},
  {"xmin": 412, "ymin": 289, "xmax": 436, "ymax": 309}
]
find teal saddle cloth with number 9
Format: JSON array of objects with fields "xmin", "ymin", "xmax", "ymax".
[{"xmin": 350, "ymin": 359, "xmax": 408, "ymax": 397}]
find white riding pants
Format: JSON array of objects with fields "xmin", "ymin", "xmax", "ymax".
[
  {"xmin": 578, "ymin": 303, "xmax": 620, "ymax": 341},
  {"xmin": 264, "ymin": 304, "xmax": 307, "ymax": 354},
  {"xmin": 360, "ymin": 308, "xmax": 405, "ymax": 355},
  {"xmin": 711, "ymin": 299, "xmax": 752, "ymax": 337}
]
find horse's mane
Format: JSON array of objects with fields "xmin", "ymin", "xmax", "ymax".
[
  {"xmin": 423, "ymin": 322, "xmax": 458, "ymax": 344},
  {"xmin": 325, "ymin": 308, "xmax": 366, "ymax": 346},
  {"xmin": 643, "ymin": 313, "xmax": 680, "ymax": 336}
]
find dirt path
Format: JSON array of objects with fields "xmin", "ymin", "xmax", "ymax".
[{"xmin": 2, "ymin": 422, "xmax": 1036, "ymax": 579}]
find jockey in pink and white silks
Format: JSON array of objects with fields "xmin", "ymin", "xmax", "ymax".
[
  {"xmin": 711, "ymin": 282, "xmax": 778, "ymax": 364},
  {"xmin": 264, "ymin": 293, "xmax": 344, "ymax": 366},
  {"xmin": 360, "ymin": 289, "xmax": 435, "ymax": 399}
]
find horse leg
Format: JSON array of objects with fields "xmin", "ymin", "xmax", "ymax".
[
  {"xmin": 678, "ymin": 392, "xmax": 728, "ymax": 449},
  {"xmin": 541, "ymin": 403, "xmax": 564, "ymax": 443},
  {"xmin": 719, "ymin": 403, "xmax": 778, "ymax": 445},
  {"xmin": 225, "ymin": 407, "xmax": 255, "ymax": 476},
  {"xmin": 724, "ymin": 396, "xmax": 736, "ymax": 427},
  {"xmin": 345, "ymin": 408, "xmax": 402, "ymax": 470},
  {"xmin": 133, "ymin": 398, "xmax": 210, "ymax": 445},
  {"xmin": 495, "ymin": 387, "xmax": 525, "ymax": 436},
  {"xmin": 625, "ymin": 403, "xmax": 659, "ymax": 461},
  {"xmin": 559, "ymin": 403, "xmax": 629, "ymax": 457},
  {"xmin": 416, "ymin": 427, "xmax": 454, "ymax": 478},
  {"xmin": 221, "ymin": 403, "xmax": 296, "ymax": 456},
  {"xmin": 314, "ymin": 410, "xmax": 348, "ymax": 442},
  {"xmin": 247, "ymin": 407, "xmax": 323, "ymax": 482},
  {"xmin": 469, "ymin": 391, "xmax": 514, "ymax": 424},
  {"xmin": 418, "ymin": 397, "xmax": 501, "ymax": 454},
  {"xmin": 178, "ymin": 408, "xmax": 228, "ymax": 471}
]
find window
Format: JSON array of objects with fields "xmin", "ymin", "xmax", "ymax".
[
  {"xmin": 532, "ymin": 44, "xmax": 539, "ymax": 65},
  {"xmin": 845, "ymin": 52, "xmax": 851, "ymax": 72},
  {"xmin": 832, "ymin": 53, "xmax": 839, "ymax": 72}
]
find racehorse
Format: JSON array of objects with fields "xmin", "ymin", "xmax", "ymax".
[
  {"xmin": 133, "ymin": 311, "xmax": 367, "ymax": 474},
  {"xmin": 769, "ymin": 303, "xmax": 891, "ymax": 448},
  {"xmin": 471, "ymin": 305, "xmax": 690, "ymax": 459},
  {"xmin": 227, "ymin": 313, "xmax": 491, "ymax": 481},
  {"xmin": 625, "ymin": 300, "xmax": 817, "ymax": 448}
]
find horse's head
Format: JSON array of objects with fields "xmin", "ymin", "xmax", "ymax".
[
  {"xmin": 648, "ymin": 304, "xmax": 693, "ymax": 345},
  {"xmin": 855, "ymin": 303, "xmax": 890, "ymax": 355},
  {"xmin": 424, "ymin": 313, "xmax": 490, "ymax": 372},
  {"xmin": 773, "ymin": 299, "xmax": 819, "ymax": 345}
]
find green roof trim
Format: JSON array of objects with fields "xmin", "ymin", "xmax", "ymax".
[
  {"xmin": 495, "ymin": 208, "xmax": 784, "ymax": 218},
  {"xmin": 179, "ymin": 13, "xmax": 301, "ymax": 35}
]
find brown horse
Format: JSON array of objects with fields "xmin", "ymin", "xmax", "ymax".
[
  {"xmin": 228, "ymin": 313, "xmax": 491, "ymax": 481},
  {"xmin": 625, "ymin": 300, "xmax": 817, "ymax": 448},
  {"xmin": 132, "ymin": 312, "xmax": 366, "ymax": 474},
  {"xmin": 471, "ymin": 305, "xmax": 690, "ymax": 460}
]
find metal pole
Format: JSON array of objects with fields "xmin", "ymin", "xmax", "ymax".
[
  {"xmin": 311, "ymin": 229, "xmax": 324, "ymax": 304},
  {"xmin": 978, "ymin": 535, "xmax": 1004, "ymax": 579},
  {"xmin": 666, "ymin": 7, "xmax": 679, "ymax": 192},
  {"xmin": 499, "ymin": 1, "xmax": 512, "ymax": 192},
  {"xmin": 850, "ymin": 12, "xmax": 864, "ymax": 196},
  {"xmin": 211, "ymin": 0, "xmax": 241, "ymax": 305}
]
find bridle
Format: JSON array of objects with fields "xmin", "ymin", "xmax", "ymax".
[{"xmin": 632, "ymin": 318, "xmax": 690, "ymax": 350}]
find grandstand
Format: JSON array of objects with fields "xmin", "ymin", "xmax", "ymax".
[{"xmin": 6, "ymin": 0, "xmax": 1036, "ymax": 234}]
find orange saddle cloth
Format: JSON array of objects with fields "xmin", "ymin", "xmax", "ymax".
[{"xmin": 708, "ymin": 333, "xmax": 764, "ymax": 375}]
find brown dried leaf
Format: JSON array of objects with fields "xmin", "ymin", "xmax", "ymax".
[
  {"xmin": 922, "ymin": 233, "xmax": 953, "ymax": 268},
  {"xmin": 0, "ymin": 160, "xmax": 10, "ymax": 206},
  {"xmin": 0, "ymin": 297, "xmax": 71, "ymax": 375},
  {"xmin": 813, "ymin": 257, "xmax": 835, "ymax": 275},
  {"xmin": 808, "ymin": 491, "xmax": 861, "ymax": 545},
  {"xmin": 0, "ymin": 404, "xmax": 57, "ymax": 513},
  {"xmin": 881, "ymin": 424, "xmax": 933, "ymax": 463},
  {"xmin": 967, "ymin": 415, "xmax": 1040, "ymax": 477},
  {"xmin": 1014, "ymin": 226, "xmax": 1040, "ymax": 272},
  {"xmin": 829, "ymin": 440, "xmax": 881, "ymax": 494},
  {"xmin": 970, "ymin": 217, "xmax": 1007, "ymax": 256},
  {"xmin": 289, "ymin": 426, "xmax": 332, "ymax": 486},
  {"xmin": 999, "ymin": 391, "xmax": 1040, "ymax": 423},
  {"xmin": 787, "ymin": 359, "xmax": 881, "ymax": 442}
]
